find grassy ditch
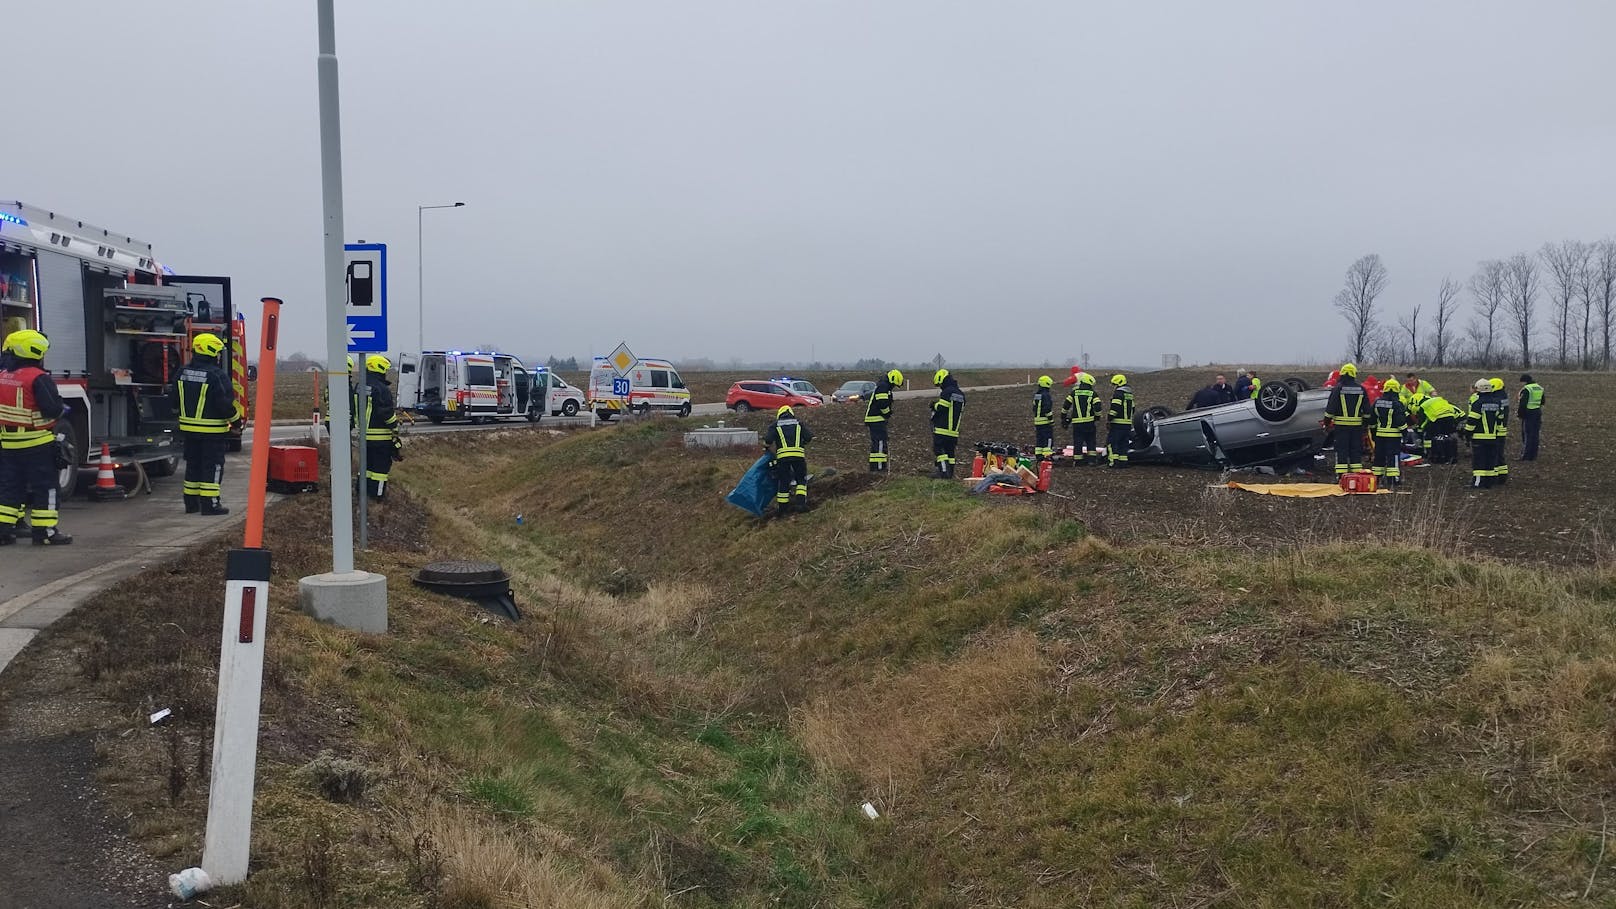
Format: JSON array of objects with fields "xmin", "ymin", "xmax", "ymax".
[{"xmin": 35, "ymin": 419, "xmax": 1616, "ymax": 907}]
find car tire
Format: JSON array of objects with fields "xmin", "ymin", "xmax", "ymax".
[
  {"xmin": 1132, "ymin": 405, "xmax": 1173, "ymax": 447},
  {"xmin": 1283, "ymin": 376, "xmax": 1310, "ymax": 392},
  {"xmin": 427, "ymin": 413, "xmax": 445, "ymax": 424},
  {"xmin": 1256, "ymin": 382, "xmax": 1299, "ymax": 422},
  {"xmin": 148, "ymin": 453, "xmax": 179, "ymax": 478},
  {"xmin": 596, "ymin": 409, "xmax": 615, "ymax": 422},
  {"xmin": 56, "ymin": 422, "xmax": 82, "ymax": 499},
  {"xmin": 562, "ymin": 400, "xmax": 579, "ymax": 417},
  {"xmin": 526, "ymin": 410, "xmax": 540, "ymax": 423},
  {"xmin": 678, "ymin": 402, "xmax": 692, "ymax": 418},
  {"xmin": 733, "ymin": 401, "xmax": 752, "ymax": 413}
]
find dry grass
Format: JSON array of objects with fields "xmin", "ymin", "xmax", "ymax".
[{"xmin": 796, "ymin": 630, "xmax": 1044, "ymax": 791}]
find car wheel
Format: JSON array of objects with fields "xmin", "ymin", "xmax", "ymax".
[
  {"xmin": 1283, "ymin": 376, "xmax": 1310, "ymax": 392},
  {"xmin": 526, "ymin": 410, "xmax": 539, "ymax": 423},
  {"xmin": 1132, "ymin": 405, "xmax": 1173, "ymax": 447},
  {"xmin": 427, "ymin": 413, "xmax": 445, "ymax": 424},
  {"xmin": 678, "ymin": 402, "xmax": 691, "ymax": 418},
  {"xmin": 596, "ymin": 409, "xmax": 615, "ymax": 422},
  {"xmin": 733, "ymin": 401, "xmax": 752, "ymax": 413},
  {"xmin": 1256, "ymin": 382, "xmax": 1299, "ymax": 422},
  {"xmin": 562, "ymin": 400, "xmax": 579, "ymax": 417},
  {"xmin": 148, "ymin": 453, "xmax": 179, "ymax": 478},
  {"xmin": 56, "ymin": 422, "xmax": 82, "ymax": 498}
]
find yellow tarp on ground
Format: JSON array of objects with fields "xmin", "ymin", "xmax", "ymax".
[{"xmin": 1225, "ymin": 482, "xmax": 1391, "ymax": 497}]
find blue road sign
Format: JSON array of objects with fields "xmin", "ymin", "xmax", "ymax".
[
  {"xmin": 612, "ymin": 377, "xmax": 632, "ymax": 397},
  {"xmin": 344, "ymin": 243, "xmax": 388, "ymax": 353}
]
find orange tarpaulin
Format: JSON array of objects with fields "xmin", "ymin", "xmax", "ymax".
[{"xmin": 1224, "ymin": 482, "xmax": 1392, "ymax": 498}]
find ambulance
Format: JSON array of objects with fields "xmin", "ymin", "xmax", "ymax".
[
  {"xmin": 398, "ymin": 350, "xmax": 533, "ymax": 423},
  {"xmin": 587, "ymin": 355, "xmax": 692, "ymax": 420},
  {"xmin": 526, "ymin": 368, "xmax": 588, "ymax": 421}
]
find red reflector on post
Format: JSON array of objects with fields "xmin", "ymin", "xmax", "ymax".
[{"xmin": 239, "ymin": 587, "xmax": 257, "ymax": 643}]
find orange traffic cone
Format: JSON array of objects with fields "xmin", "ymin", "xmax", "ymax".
[{"xmin": 90, "ymin": 442, "xmax": 127, "ymax": 501}]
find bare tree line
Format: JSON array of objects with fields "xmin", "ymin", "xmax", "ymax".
[{"xmin": 1333, "ymin": 238, "xmax": 1616, "ymax": 369}]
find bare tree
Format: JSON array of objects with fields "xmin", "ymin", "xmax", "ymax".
[
  {"xmin": 1333, "ymin": 254, "xmax": 1388, "ymax": 363},
  {"xmin": 1396, "ymin": 303, "xmax": 1422, "ymax": 365},
  {"xmin": 1504, "ymin": 252, "xmax": 1540, "ymax": 368},
  {"xmin": 1467, "ymin": 260, "xmax": 1507, "ymax": 368},
  {"xmin": 1577, "ymin": 248, "xmax": 1600, "ymax": 369},
  {"xmin": 1540, "ymin": 240, "xmax": 1590, "ymax": 367},
  {"xmin": 1594, "ymin": 239, "xmax": 1616, "ymax": 369},
  {"xmin": 1429, "ymin": 276, "xmax": 1462, "ymax": 366}
]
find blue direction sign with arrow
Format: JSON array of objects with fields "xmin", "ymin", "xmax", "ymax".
[{"xmin": 344, "ymin": 243, "xmax": 388, "ymax": 353}]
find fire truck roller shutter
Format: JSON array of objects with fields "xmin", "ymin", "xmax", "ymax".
[{"xmin": 34, "ymin": 250, "xmax": 89, "ymax": 373}]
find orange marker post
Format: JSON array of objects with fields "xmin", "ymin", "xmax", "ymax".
[{"xmin": 202, "ymin": 297, "xmax": 280, "ymax": 885}]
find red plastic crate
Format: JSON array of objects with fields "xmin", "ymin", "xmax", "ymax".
[{"xmin": 268, "ymin": 445, "xmax": 320, "ymax": 493}]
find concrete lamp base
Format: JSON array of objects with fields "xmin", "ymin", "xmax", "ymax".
[{"xmin": 298, "ymin": 571, "xmax": 388, "ymax": 633}]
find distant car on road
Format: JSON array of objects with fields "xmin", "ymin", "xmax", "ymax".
[
  {"xmin": 771, "ymin": 377, "xmax": 825, "ymax": 403},
  {"xmin": 726, "ymin": 381, "xmax": 823, "ymax": 413},
  {"xmin": 831, "ymin": 380, "xmax": 877, "ymax": 403},
  {"xmin": 1130, "ymin": 376, "xmax": 1329, "ymax": 469}
]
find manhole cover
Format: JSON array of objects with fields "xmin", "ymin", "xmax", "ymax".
[{"xmin": 414, "ymin": 561, "xmax": 519, "ymax": 620}]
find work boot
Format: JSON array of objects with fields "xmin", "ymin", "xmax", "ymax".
[
  {"xmin": 184, "ymin": 494, "xmax": 200, "ymax": 514},
  {"xmin": 32, "ymin": 528, "xmax": 72, "ymax": 546},
  {"xmin": 201, "ymin": 499, "xmax": 231, "ymax": 516}
]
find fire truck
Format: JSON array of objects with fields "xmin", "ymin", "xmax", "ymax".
[{"xmin": 0, "ymin": 201, "xmax": 246, "ymax": 495}]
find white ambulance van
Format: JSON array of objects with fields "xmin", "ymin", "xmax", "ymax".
[
  {"xmin": 526, "ymin": 368, "xmax": 587, "ymax": 421},
  {"xmin": 398, "ymin": 350, "xmax": 532, "ymax": 423},
  {"xmin": 587, "ymin": 356, "xmax": 692, "ymax": 420}
]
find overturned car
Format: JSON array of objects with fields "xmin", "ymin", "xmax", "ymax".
[{"xmin": 1129, "ymin": 377, "xmax": 1330, "ymax": 469}]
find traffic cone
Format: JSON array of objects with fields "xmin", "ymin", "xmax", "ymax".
[{"xmin": 90, "ymin": 442, "xmax": 127, "ymax": 501}]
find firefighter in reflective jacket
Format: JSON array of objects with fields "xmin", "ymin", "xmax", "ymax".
[
  {"xmin": 1415, "ymin": 395, "xmax": 1463, "ymax": 464},
  {"xmin": 1061, "ymin": 371, "xmax": 1100, "ymax": 465},
  {"xmin": 764, "ymin": 405, "xmax": 812, "ymax": 516},
  {"xmin": 931, "ymin": 369, "xmax": 965, "ymax": 478},
  {"xmin": 1105, "ymin": 374, "xmax": 1134, "ymax": 467},
  {"xmin": 864, "ymin": 369, "xmax": 902, "ymax": 472},
  {"xmin": 0, "ymin": 330, "xmax": 70, "ymax": 545},
  {"xmin": 1324, "ymin": 363, "xmax": 1368, "ymax": 475},
  {"xmin": 1032, "ymin": 375, "xmax": 1056, "ymax": 461},
  {"xmin": 1489, "ymin": 377, "xmax": 1510, "ymax": 483},
  {"xmin": 0, "ymin": 332, "xmax": 25, "ymax": 540},
  {"xmin": 1517, "ymin": 373, "xmax": 1545, "ymax": 461},
  {"xmin": 176, "ymin": 333, "xmax": 235, "ymax": 515},
  {"xmin": 1462, "ymin": 378, "xmax": 1505, "ymax": 488},
  {"xmin": 1371, "ymin": 379, "xmax": 1407, "ymax": 485},
  {"xmin": 357, "ymin": 354, "xmax": 402, "ymax": 500}
]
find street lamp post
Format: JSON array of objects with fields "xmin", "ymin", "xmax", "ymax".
[{"xmin": 417, "ymin": 201, "xmax": 465, "ymax": 353}]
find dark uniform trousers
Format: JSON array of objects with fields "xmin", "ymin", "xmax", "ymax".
[
  {"xmin": 1521, "ymin": 413, "xmax": 1541, "ymax": 460},
  {"xmin": 1034, "ymin": 424, "xmax": 1054, "ymax": 461},
  {"xmin": 365, "ymin": 441, "xmax": 395, "ymax": 499},
  {"xmin": 0, "ymin": 447, "xmax": 59, "ymax": 532},
  {"xmin": 1333, "ymin": 427, "xmax": 1364, "ymax": 474},
  {"xmin": 1424, "ymin": 418, "xmax": 1458, "ymax": 464},
  {"xmin": 774, "ymin": 456, "xmax": 808, "ymax": 510},
  {"xmin": 1071, "ymin": 423, "xmax": 1097, "ymax": 464},
  {"xmin": 1371, "ymin": 435, "xmax": 1401, "ymax": 481},
  {"xmin": 182, "ymin": 436, "xmax": 228, "ymax": 507},
  {"xmin": 1472, "ymin": 438, "xmax": 1500, "ymax": 488},
  {"xmin": 867, "ymin": 423, "xmax": 888, "ymax": 472},
  {"xmin": 933, "ymin": 433, "xmax": 958, "ymax": 477}
]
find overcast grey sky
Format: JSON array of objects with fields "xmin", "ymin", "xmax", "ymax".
[{"xmin": 10, "ymin": 1, "xmax": 1613, "ymax": 367}]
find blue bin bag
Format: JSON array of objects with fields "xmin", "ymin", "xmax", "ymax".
[{"xmin": 726, "ymin": 455, "xmax": 778, "ymax": 516}]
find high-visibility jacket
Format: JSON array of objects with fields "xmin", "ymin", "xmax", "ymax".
[
  {"xmin": 765, "ymin": 416, "xmax": 812, "ymax": 459},
  {"xmin": 1417, "ymin": 396, "xmax": 1462, "ymax": 429},
  {"xmin": 1248, "ymin": 376, "xmax": 1262, "ymax": 400},
  {"xmin": 932, "ymin": 380, "xmax": 965, "ymax": 437},
  {"xmin": 1033, "ymin": 388, "xmax": 1054, "ymax": 426},
  {"xmin": 1372, "ymin": 395, "xmax": 1406, "ymax": 438},
  {"xmin": 1325, "ymin": 380, "xmax": 1367, "ymax": 426},
  {"xmin": 1464, "ymin": 392, "xmax": 1505, "ymax": 440},
  {"xmin": 176, "ymin": 356, "xmax": 234, "ymax": 435},
  {"xmin": 863, "ymin": 380, "xmax": 895, "ymax": 424},
  {"xmin": 1518, "ymin": 383, "xmax": 1545, "ymax": 416},
  {"xmin": 1062, "ymin": 387, "xmax": 1099, "ymax": 424},
  {"xmin": 356, "ymin": 374, "xmax": 399, "ymax": 442},
  {"xmin": 1107, "ymin": 385, "xmax": 1135, "ymax": 424},
  {"xmin": 0, "ymin": 362, "xmax": 64, "ymax": 449}
]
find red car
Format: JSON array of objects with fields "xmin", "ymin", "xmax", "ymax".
[{"xmin": 725, "ymin": 380, "xmax": 822, "ymax": 413}]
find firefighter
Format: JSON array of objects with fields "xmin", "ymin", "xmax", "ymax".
[
  {"xmin": 1032, "ymin": 375, "xmax": 1055, "ymax": 461},
  {"xmin": 764, "ymin": 404, "xmax": 812, "ymax": 516},
  {"xmin": 356, "ymin": 354, "xmax": 402, "ymax": 500},
  {"xmin": 1371, "ymin": 379, "xmax": 1407, "ymax": 485},
  {"xmin": 1416, "ymin": 394, "xmax": 1462, "ymax": 464},
  {"xmin": 1462, "ymin": 378, "xmax": 1503, "ymax": 489},
  {"xmin": 1105, "ymin": 374, "xmax": 1134, "ymax": 467},
  {"xmin": 0, "ymin": 331, "xmax": 23, "ymax": 540},
  {"xmin": 1489, "ymin": 377, "xmax": 1509, "ymax": 484},
  {"xmin": 0, "ymin": 330, "xmax": 71, "ymax": 544},
  {"xmin": 864, "ymin": 369, "xmax": 902, "ymax": 472},
  {"xmin": 176, "ymin": 332, "xmax": 235, "ymax": 515},
  {"xmin": 931, "ymin": 369, "xmax": 965, "ymax": 478},
  {"xmin": 1517, "ymin": 373, "xmax": 1545, "ymax": 460},
  {"xmin": 1324, "ymin": 362, "xmax": 1368, "ymax": 475},
  {"xmin": 1061, "ymin": 371, "xmax": 1100, "ymax": 465}
]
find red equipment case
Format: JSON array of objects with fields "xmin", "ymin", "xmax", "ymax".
[{"xmin": 268, "ymin": 445, "xmax": 320, "ymax": 493}]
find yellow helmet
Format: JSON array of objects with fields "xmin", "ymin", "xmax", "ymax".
[
  {"xmin": 7, "ymin": 329, "xmax": 48, "ymax": 360},
  {"xmin": 1339, "ymin": 362, "xmax": 1358, "ymax": 378},
  {"xmin": 776, "ymin": 405, "xmax": 793, "ymax": 417},
  {"xmin": 1490, "ymin": 377, "xmax": 1504, "ymax": 392},
  {"xmin": 346, "ymin": 354, "xmax": 356, "ymax": 372},
  {"xmin": 192, "ymin": 332, "xmax": 225, "ymax": 358},
  {"xmin": 1110, "ymin": 373, "xmax": 1127, "ymax": 387},
  {"xmin": 366, "ymin": 354, "xmax": 392, "ymax": 375},
  {"xmin": 1038, "ymin": 375, "xmax": 1053, "ymax": 388},
  {"xmin": 1383, "ymin": 379, "xmax": 1401, "ymax": 393},
  {"xmin": 1078, "ymin": 371, "xmax": 1095, "ymax": 387},
  {"xmin": 886, "ymin": 369, "xmax": 904, "ymax": 386},
  {"xmin": 933, "ymin": 368, "xmax": 950, "ymax": 386}
]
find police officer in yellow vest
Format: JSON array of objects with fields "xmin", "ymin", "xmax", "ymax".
[
  {"xmin": 176, "ymin": 332, "xmax": 235, "ymax": 515},
  {"xmin": 0, "ymin": 330, "xmax": 71, "ymax": 544},
  {"xmin": 356, "ymin": 354, "xmax": 402, "ymax": 500},
  {"xmin": 1324, "ymin": 363, "xmax": 1368, "ymax": 475},
  {"xmin": 1517, "ymin": 373, "xmax": 1545, "ymax": 460},
  {"xmin": 1032, "ymin": 375, "xmax": 1056, "ymax": 461},
  {"xmin": 864, "ymin": 369, "xmax": 902, "ymax": 473},
  {"xmin": 1061, "ymin": 371, "xmax": 1101, "ymax": 465},
  {"xmin": 764, "ymin": 404, "xmax": 812, "ymax": 516}
]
